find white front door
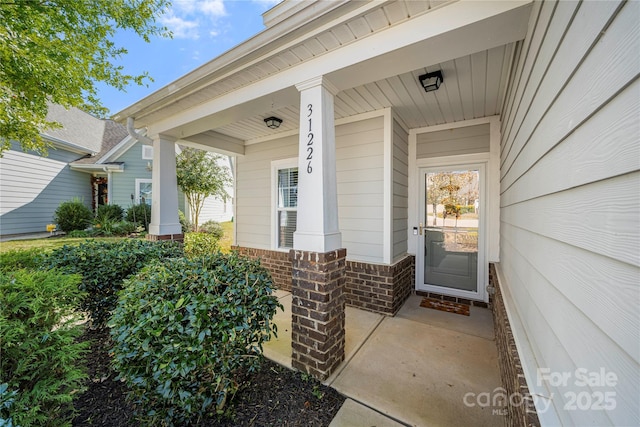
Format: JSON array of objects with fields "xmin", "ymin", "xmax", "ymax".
[{"xmin": 417, "ymin": 163, "xmax": 486, "ymax": 301}]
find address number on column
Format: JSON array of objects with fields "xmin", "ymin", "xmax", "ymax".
[{"xmin": 306, "ymin": 103, "xmax": 313, "ymax": 174}]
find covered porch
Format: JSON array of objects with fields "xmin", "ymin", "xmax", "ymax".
[{"xmin": 264, "ymin": 288, "xmax": 503, "ymax": 426}]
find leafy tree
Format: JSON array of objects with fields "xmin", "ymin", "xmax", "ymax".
[
  {"xmin": 176, "ymin": 148, "xmax": 232, "ymax": 232},
  {"xmin": 0, "ymin": 0, "xmax": 171, "ymax": 155},
  {"xmin": 426, "ymin": 172, "xmax": 451, "ymax": 226}
]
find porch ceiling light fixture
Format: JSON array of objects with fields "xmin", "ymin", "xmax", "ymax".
[
  {"xmin": 418, "ymin": 70, "xmax": 443, "ymax": 92},
  {"xmin": 264, "ymin": 116, "xmax": 283, "ymax": 129}
]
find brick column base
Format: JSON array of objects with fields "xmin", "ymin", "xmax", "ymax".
[
  {"xmin": 290, "ymin": 248, "xmax": 346, "ymax": 381},
  {"xmin": 146, "ymin": 233, "xmax": 184, "ymax": 243}
]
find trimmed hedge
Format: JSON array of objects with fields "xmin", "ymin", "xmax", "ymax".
[
  {"xmin": 0, "ymin": 249, "xmax": 44, "ymax": 272},
  {"xmin": 54, "ymin": 199, "xmax": 93, "ymax": 232},
  {"xmin": 110, "ymin": 253, "xmax": 282, "ymax": 425},
  {"xmin": 43, "ymin": 239, "xmax": 183, "ymax": 328},
  {"xmin": 0, "ymin": 269, "xmax": 87, "ymax": 427},
  {"xmin": 183, "ymin": 232, "xmax": 219, "ymax": 257}
]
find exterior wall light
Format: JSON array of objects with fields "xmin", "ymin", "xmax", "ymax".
[
  {"xmin": 418, "ymin": 70, "xmax": 443, "ymax": 92},
  {"xmin": 264, "ymin": 116, "xmax": 283, "ymax": 129}
]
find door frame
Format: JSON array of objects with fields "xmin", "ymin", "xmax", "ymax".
[{"xmin": 415, "ymin": 156, "xmax": 489, "ymax": 302}]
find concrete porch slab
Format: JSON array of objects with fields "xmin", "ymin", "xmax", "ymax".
[
  {"xmin": 263, "ymin": 290, "xmax": 503, "ymax": 427},
  {"xmin": 263, "ymin": 291, "xmax": 293, "ymax": 368},
  {"xmin": 396, "ymin": 294, "xmax": 495, "ymax": 340},
  {"xmin": 329, "ymin": 398, "xmax": 406, "ymax": 427},
  {"xmin": 328, "ymin": 314, "xmax": 502, "ymax": 426}
]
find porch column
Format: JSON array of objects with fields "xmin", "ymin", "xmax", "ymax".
[
  {"xmin": 147, "ymin": 134, "xmax": 183, "ymax": 241},
  {"xmin": 293, "ymin": 76, "xmax": 341, "ymax": 252},
  {"xmin": 290, "ymin": 76, "xmax": 345, "ymax": 380}
]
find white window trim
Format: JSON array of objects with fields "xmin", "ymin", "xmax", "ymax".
[
  {"xmin": 135, "ymin": 178, "xmax": 152, "ymax": 205},
  {"xmin": 271, "ymin": 158, "xmax": 298, "ymax": 251},
  {"xmin": 142, "ymin": 145, "xmax": 153, "ymax": 160}
]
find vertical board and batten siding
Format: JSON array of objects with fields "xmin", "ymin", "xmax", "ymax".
[
  {"xmin": 392, "ymin": 118, "xmax": 409, "ymax": 261},
  {"xmin": 236, "ymin": 116, "xmax": 385, "ymax": 263},
  {"xmin": 498, "ymin": 1, "xmax": 639, "ymax": 425},
  {"xmin": 0, "ymin": 142, "xmax": 91, "ymax": 235},
  {"xmin": 110, "ymin": 142, "xmax": 186, "ymax": 213},
  {"xmin": 415, "ymin": 123, "xmax": 490, "ymax": 159}
]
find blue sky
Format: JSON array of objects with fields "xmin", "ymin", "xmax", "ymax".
[{"xmin": 96, "ymin": 0, "xmax": 280, "ymax": 117}]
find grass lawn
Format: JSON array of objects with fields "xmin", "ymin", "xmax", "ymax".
[
  {"xmin": 0, "ymin": 236, "xmax": 126, "ymax": 253},
  {"xmin": 0, "ymin": 221, "xmax": 235, "ymax": 253},
  {"xmin": 218, "ymin": 221, "xmax": 234, "ymax": 252}
]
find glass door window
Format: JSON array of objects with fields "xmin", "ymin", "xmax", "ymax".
[{"xmin": 419, "ymin": 166, "xmax": 484, "ymax": 298}]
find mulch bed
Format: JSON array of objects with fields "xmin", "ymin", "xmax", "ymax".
[{"xmin": 73, "ymin": 328, "xmax": 345, "ymax": 426}]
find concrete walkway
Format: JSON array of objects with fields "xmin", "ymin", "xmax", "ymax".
[{"xmin": 263, "ymin": 291, "xmax": 504, "ymax": 427}]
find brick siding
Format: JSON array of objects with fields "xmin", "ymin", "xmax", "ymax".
[
  {"xmin": 344, "ymin": 255, "xmax": 414, "ymax": 315},
  {"xmin": 232, "ymin": 247, "xmax": 293, "ymax": 291},
  {"xmin": 490, "ymin": 263, "xmax": 540, "ymax": 427},
  {"xmin": 290, "ymin": 249, "xmax": 346, "ymax": 380}
]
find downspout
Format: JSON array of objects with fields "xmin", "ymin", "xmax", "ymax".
[{"xmin": 126, "ymin": 117, "xmax": 153, "ymax": 145}]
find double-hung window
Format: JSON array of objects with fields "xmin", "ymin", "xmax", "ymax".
[{"xmin": 273, "ymin": 160, "xmax": 298, "ymax": 249}]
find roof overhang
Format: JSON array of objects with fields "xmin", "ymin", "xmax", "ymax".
[
  {"xmin": 115, "ymin": 0, "xmax": 533, "ymax": 149},
  {"xmin": 70, "ymin": 163, "xmax": 124, "ymax": 174}
]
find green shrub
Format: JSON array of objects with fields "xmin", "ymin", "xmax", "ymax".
[
  {"xmin": 178, "ymin": 210, "xmax": 192, "ymax": 233},
  {"xmin": 199, "ymin": 220, "xmax": 224, "ymax": 238},
  {"xmin": 126, "ymin": 204, "xmax": 151, "ymax": 231},
  {"xmin": 184, "ymin": 232, "xmax": 219, "ymax": 257},
  {"xmin": 0, "ymin": 269, "xmax": 88, "ymax": 427},
  {"xmin": 67, "ymin": 230, "xmax": 90, "ymax": 238},
  {"xmin": 0, "ymin": 249, "xmax": 44, "ymax": 272},
  {"xmin": 96, "ymin": 204, "xmax": 124, "ymax": 221},
  {"xmin": 110, "ymin": 253, "xmax": 282, "ymax": 425},
  {"xmin": 43, "ymin": 239, "xmax": 183, "ymax": 328},
  {"xmin": 54, "ymin": 198, "xmax": 93, "ymax": 232}
]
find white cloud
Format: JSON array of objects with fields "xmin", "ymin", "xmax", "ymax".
[
  {"xmin": 163, "ymin": 0, "xmax": 227, "ymax": 40},
  {"xmin": 199, "ymin": 0, "xmax": 226, "ymax": 17},
  {"xmin": 160, "ymin": 12, "xmax": 200, "ymax": 40}
]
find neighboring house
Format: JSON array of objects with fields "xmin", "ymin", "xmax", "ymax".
[
  {"xmin": 114, "ymin": 1, "xmax": 638, "ymax": 426},
  {"xmin": 0, "ymin": 104, "xmax": 101, "ymax": 235},
  {"xmin": 0, "ymin": 106, "xmax": 232, "ymax": 236}
]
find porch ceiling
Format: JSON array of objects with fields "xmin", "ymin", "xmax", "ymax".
[{"xmin": 215, "ymin": 44, "xmax": 515, "ymax": 141}]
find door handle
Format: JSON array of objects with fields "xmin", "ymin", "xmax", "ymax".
[{"xmin": 419, "ymin": 222, "xmax": 424, "ymax": 235}]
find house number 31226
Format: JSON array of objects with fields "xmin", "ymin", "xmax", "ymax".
[{"xmin": 306, "ymin": 103, "xmax": 313, "ymax": 174}]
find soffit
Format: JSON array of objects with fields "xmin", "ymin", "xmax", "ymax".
[{"xmin": 214, "ymin": 43, "xmax": 514, "ymax": 141}]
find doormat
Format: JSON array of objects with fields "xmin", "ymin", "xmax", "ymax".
[{"xmin": 420, "ymin": 297, "xmax": 470, "ymax": 316}]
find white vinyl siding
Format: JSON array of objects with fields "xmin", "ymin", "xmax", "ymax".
[
  {"xmin": 498, "ymin": 1, "xmax": 639, "ymax": 426},
  {"xmin": 0, "ymin": 142, "xmax": 92, "ymax": 235},
  {"xmin": 236, "ymin": 116, "xmax": 385, "ymax": 263},
  {"xmin": 236, "ymin": 135, "xmax": 298, "ymax": 249},
  {"xmin": 336, "ymin": 117, "xmax": 384, "ymax": 263},
  {"xmin": 392, "ymin": 118, "xmax": 409, "ymax": 261},
  {"xmin": 416, "ymin": 123, "xmax": 489, "ymax": 159}
]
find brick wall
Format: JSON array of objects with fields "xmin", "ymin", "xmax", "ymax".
[
  {"xmin": 345, "ymin": 255, "xmax": 414, "ymax": 315},
  {"xmin": 232, "ymin": 247, "xmax": 293, "ymax": 291},
  {"xmin": 290, "ymin": 249, "xmax": 346, "ymax": 380},
  {"xmin": 490, "ymin": 263, "xmax": 540, "ymax": 427},
  {"xmin": 147, "ymin": 233, "xmax": 184, "ymax": 243},
  {"xmin": 233, "ymin": 247, "xmax": 415, "ymax": 315}
]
